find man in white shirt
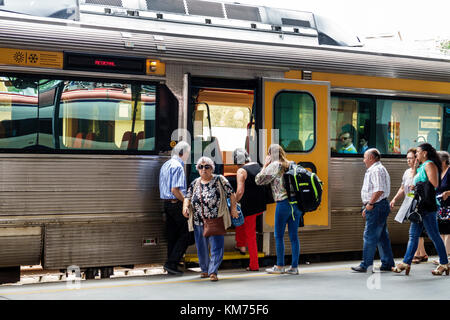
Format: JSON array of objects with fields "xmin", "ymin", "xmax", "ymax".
[{"xmin": 352, "ymin": 148, "xmax": 395, "ymax": 272}]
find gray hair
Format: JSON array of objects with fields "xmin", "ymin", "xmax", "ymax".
[
  {"xmin": 233, "ymin": 148, "xmax": 250, "ymax": 165},
  {"xmin": 196, "ymin": 156, "xmax": 215, "ymax": 171},
  {"xmin": 171, "ymin": 141, "xmax": 190, "ymax": 158},
  {"xmin": 366, "ymin": 148, "xmax": 381, "ymax": 161},
  {"xmin": 438, "ymin": 151, "xmax": 450, "ymax": 165}
]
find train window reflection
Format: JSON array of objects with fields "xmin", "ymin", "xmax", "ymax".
[
  {"xmin": 59, "ymin": 82, "xmax": 156, "ymax": 151},
  {"xmin": 376, "ymin": 99, "xmax": 443, "ymax": 154},
  {"xmin": 331, "ymin": 95, "xmax": 446, "ymax": 156},
  {"xmin": 274, "ymin": 91, "xmax": 315, "ymax": 152},
  {"xmin": 0, "ymin": 77, "xmax": 39, "ymax": 149},
  {"xmin": 330, "ymin": 96, "xmax": 372, "ymax": 154}
]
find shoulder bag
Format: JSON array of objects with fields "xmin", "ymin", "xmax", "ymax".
[
  {"xmin": 217, "ymin": 175, "xmax": 244, "ymax": 227},
  {"xmin": 405, "ymin": 193, "xmax": 422, "ymax": 224},
  {"xmin": 199, "ymin": 181, "xmax": 226, "ymax": 237},
  {"xmin": 437, "ymin": 195, "xmax": 450, "ymax": 220}
]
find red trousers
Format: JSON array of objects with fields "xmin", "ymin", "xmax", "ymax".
[{"xmin": 235, "ymin": 212, "xmax": 262, "ymax": 270}]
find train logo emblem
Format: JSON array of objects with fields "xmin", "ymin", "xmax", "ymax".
[
  {"xmin": 28, "ymin": 53, "xmax": 39, "ymax": 64},
  {"xmin": 13, "ymin": 51, "xmax": 25, "ymax": 64}
]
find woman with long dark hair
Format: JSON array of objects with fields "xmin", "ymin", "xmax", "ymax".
[{"xmin": 392, "ymin": 143, "xmax": 449, "ymax": 275}]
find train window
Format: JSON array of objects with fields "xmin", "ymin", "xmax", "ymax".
[
  {"xmin": 376, "ymin": 99, "xmax": 443, "ymax": 154},
  {"xmin": 195, "ymin": 104, "xmax": 251, "ymax": 152},
  {"xmin": 274, "ymin": 91, "xmax": 315, "ymax": 152},
  {"xmin": 59, "ymin": 81, "xmax": 156, "ymax": 151},
  {"xmin": 0, "ymin": 77, "xmax": 39, "ymax": 149},
  {"xmin": 330, "ymin": 96, "xmax": 372, "ymax": 154},
  {"xmin": 331, "ymin": 95, "xmax": 447, "ymax": 156}
]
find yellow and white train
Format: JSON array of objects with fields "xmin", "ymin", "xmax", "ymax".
[{"xmin": 0, "ymin": 0, "xmax": 449, "ymax": 282}]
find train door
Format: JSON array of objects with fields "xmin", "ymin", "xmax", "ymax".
[
  {"xmin": 186, "ymin": 77, "xmax": 257, "ymax": 183},
  {"xmin": 262, "ymin": 78, "xmax": 330, "ymax": 231}
]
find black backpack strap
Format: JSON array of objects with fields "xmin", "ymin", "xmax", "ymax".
[
  {"xmin": 283, "ymin": 172, "xmax": 298, "ymax": 222},
  {"xmin": 283, "ymin": 173, "xmax": 293, "ymax": 202}
]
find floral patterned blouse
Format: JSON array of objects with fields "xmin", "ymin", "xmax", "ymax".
[
  {"xmin": 186, "ymin": 175, "xmax": 234, "ymax": 226},
  {"xmin": 255, "ymin": 161, "xmax": 288, "ymax": 202}
]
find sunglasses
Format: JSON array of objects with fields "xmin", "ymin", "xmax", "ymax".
[{"xmin": 198, "ymin": 165, "xmax": 212, "ymax": 170}]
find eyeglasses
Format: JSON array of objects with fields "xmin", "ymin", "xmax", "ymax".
[{"xmin": 198, "ymin": 165, "xmax": 212, "ymax": 170}]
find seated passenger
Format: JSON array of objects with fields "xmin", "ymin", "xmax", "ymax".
[
  {"xmin": 359, "ymin": 135, "xmax": 369, "ymax": 154},
  {"xmin": 338, "ymin": 132, "xmax": 357, "ymax": 154}
]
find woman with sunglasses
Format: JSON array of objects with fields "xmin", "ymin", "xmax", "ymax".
[
  {"xmin": 183, "ymin": 156, "xmax": 238, "ymax": 281},
  {"xmin": 392, "ymin": 143, "xmax": 449, "ymax": 275},
  {"xmin": 255, "ymin": 144, "xmax": 302, "ymax": 275}
]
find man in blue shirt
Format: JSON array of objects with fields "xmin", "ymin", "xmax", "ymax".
[{"xmin": 159, "ymin": 141, "xmax": 191, "ymax": 275}]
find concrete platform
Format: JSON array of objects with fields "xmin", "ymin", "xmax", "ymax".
[{"xmin": 1, "ymin": 256, "xmax": 449, "ymax": 301}]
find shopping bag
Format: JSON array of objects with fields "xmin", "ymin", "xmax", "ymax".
[{"xmin": 394, "ymin": 195, "xmax": 413, "ymax": 223}]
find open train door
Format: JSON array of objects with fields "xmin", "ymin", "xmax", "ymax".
[{"xmin": 262, "ymin": 78, "xmax": 330, "ymax": 234}]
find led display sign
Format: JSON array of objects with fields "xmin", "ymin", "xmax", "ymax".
[{"xmin": 64, "ymin": 52, "xmax": 146, "ymax": 75}]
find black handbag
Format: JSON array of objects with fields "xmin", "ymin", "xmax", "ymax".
[
  {"xmin": 406, "ymin": 194, "xmax": 422, "ymax": 224},
  {"xmin": 415, "ymin": 180, "xmax": 437, "ymax": 213}
]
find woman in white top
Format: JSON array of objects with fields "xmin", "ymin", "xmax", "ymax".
[{"xmin": 390, "ymin": 147, "xmax": 429, "ymax": 263}]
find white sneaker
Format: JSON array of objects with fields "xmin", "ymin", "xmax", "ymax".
[
  {"xmin": 265, "ymin": 265, "xmax": 285, "ymax": 274},
  {"xmin": 285, "ymin": 267, "xmax": 299, "ymax": 275}
]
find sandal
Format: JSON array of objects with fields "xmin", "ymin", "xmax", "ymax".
[
  {"xmin": 412, "ymin": 255, "xmax": 428, "ymax": 264},
  {"xmin": 200, "ymin": 272, "xmax": 208, "ymax": 278},
  {"xmin": 431, "ymin": 264, "xmax": 449, "ymax": 276},
  {"xmin": 209, "ymin": 273, "xmax": 218, "ymax": 281},
  {"xmin": 392, "ymin": 262, "xmax": 411, "ymax": 275}
]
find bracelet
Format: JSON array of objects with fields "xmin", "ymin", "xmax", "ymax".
[{"xmin": 368, "ymin": 203, "xmax": 374, "ymax": 206}]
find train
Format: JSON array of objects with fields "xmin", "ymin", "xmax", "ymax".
[{"xmin": 0, "ymin": 0, "xmax": 449, "ymax": 283}]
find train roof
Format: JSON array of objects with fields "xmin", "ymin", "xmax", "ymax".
[{"xmin": 0, "ymin": 4, "xmax": 449, "ymax": 83}]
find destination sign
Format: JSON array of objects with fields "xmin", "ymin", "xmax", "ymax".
[{"xmin": 64, "ymin": 52, "xmax": 147, "ymax": 75}]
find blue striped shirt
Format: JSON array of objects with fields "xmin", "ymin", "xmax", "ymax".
[{"xmin": 159, "ymin": 156, "xmax": 187, "ymax": 199}]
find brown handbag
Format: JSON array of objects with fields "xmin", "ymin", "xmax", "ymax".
[{"xmin": 199, "ymin": 183, "xmax": 226, "ymax": 237}]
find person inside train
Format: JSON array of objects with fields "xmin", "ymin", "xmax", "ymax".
[
  {"xmin": 255, "ymin": 144, "xmax": 302, "ymax": 275},
  {"xmin": 392, "ymin": 143, "xmax": 449, "ymax": 275},
  {"xmin": 183, "ymin": 156, "xmax": 238, "ymax": 281},
  {"xmin": 434, "ymin": 151, "xmax": 450, "ymax": 264},
  {"xmin": 232, "ymin": 148, "xmax": 267, "ymax": 271},
  {"xmin": 358, "ymin": 134, "xmax": 369, "ymax": 154},
  {"xmin": 338, "ymin": 131, "xmax": 357, "ymax": 154},
  {"xmin": 159, "ymin": 141, "xmax": 191, "ymax": 276},
  {"xmin": 390, "ymin": 148, "xmax": 429, "ymax": 264},
  {"xmin": 352, "ymin": 148, "xmax": 395, "ymax": 273}
]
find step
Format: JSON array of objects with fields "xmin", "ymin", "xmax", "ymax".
[{"xmin": 184, "ymin": 251, "xmax": 265, "ymax": 263}]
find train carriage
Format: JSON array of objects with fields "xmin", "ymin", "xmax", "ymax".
[{"xmin": 0, "ymin": 0, "xmax": 449, "ymax": 283}]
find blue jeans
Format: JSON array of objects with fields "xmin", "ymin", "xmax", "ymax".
[
  {"xmin": 360, "ymin": 199, "xmax": 395, "ymax": 269},
  {"xmin": 274, "ymin": 199, "xmax": 302, "ymax": 268},
  {"xmin": 403, "ymin": 211, "xmax": 449, "ymax": 265},
  {"xmin": 193, "ymin": 224, "xmax": 225, "ymax": 275}
]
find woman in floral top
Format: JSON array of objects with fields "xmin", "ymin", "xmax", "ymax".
[
  {"xmin": 256, "ymin": 144, "xmax": 302, "ymax": 275},
  {"xmin": 183, "ymin": 156, "xmax": 238, "ymax": 281}
]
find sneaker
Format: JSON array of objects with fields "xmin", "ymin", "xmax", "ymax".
[
  {"xmin": 265, "ymin": 265, "xmax": 285, "ymax": 274},
  {"xmin": 285, "ymin": 267, "xmax": 299, "ymax": 275}
]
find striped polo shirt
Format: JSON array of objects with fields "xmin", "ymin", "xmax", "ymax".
[{"xmin": 159, "ymin": 156, "xmax": 187, "ymax": 200}]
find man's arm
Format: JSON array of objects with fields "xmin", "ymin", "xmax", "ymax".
[{"xmin": 171, "ymin": 187, "xmax": 185, "ymax": 202}]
